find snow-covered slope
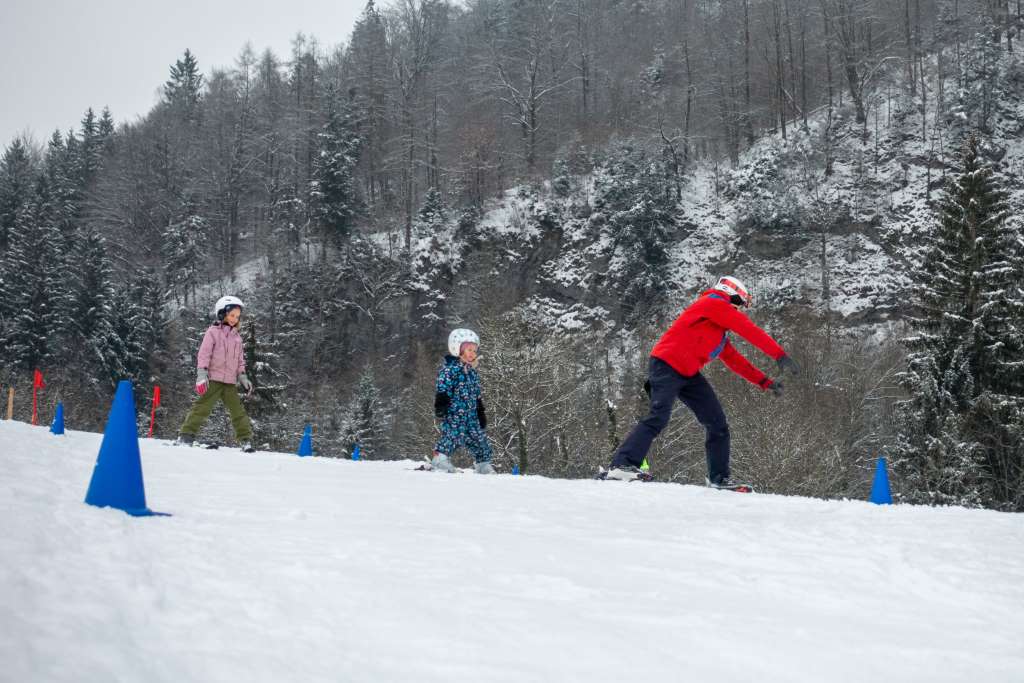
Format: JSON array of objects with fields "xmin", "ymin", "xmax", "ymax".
[{"xmin": 2, "ymin": 421, "xmax": 1022, "ymax": 682}]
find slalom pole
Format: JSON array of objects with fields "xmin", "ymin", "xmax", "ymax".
[
  {"xmin": 31, "ymin": 379, "xmax": 39, "ymax": 425},
  {"xmin": 147, "ymin": 385, "xmax": 161, "ymax": 437}
]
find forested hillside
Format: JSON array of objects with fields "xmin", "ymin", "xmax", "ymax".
[{"xmin": 2, "ymin": 0, "xmax": 1023, "ymax": 509}]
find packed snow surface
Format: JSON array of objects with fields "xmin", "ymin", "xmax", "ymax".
[{"xmin": 2, "ymin": 420, "xmax": 1022, "ymax": 682}]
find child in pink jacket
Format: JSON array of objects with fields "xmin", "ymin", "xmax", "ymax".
[{"xmin": 176, "ymin": 296, "xmax": 255, "ymax": 452}]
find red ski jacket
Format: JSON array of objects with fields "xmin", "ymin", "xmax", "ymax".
[{"xmin": 651, "ymin": 290, "xmax": 786, "ymax": 388}]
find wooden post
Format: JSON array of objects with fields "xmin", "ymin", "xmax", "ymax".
[{"xmin": 6, "ymin": 387, "xmax": 13, "ymax": 421}]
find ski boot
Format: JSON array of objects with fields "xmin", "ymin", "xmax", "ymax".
[
  {"xmin": 474, "ymin": 461, "xmax": 497, "ymax": 475},
  {"xmin": 600, "ymin": 465, "xmax": 653, "ymax": 482},
  {"xmin": 430, "ymin": 453, "xmax": 458, "ymax": 473},
  {"xmin": 239, "ymin": 441, "xmax": 256, "ymax": 454},
  {"xmin": 705, "ymin": 475, "xmax": 754, "ymax": 493}
]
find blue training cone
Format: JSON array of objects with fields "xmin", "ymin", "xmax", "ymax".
[
  {"xmin": 85, "ymin": 381, "xmax": 155, "ymax": 516},
  {"xmin": 869, "ymin": 456, "xmax": 892, "ymax": 505},
  {"xmin": 50, "ymin": 402, "xmax": 65, "ymax": 435},
  {"xmin": 351, "ymin": 444, "xmax": 361, "ymax": 461},
  {"xmin": 297, "ymin": 425, "xmax": 313, "ymax": 456}
]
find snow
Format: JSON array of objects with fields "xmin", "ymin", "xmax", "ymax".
[{"xmin": 2, "ymin": 421, "xmax": 1023, "ymax": 681}]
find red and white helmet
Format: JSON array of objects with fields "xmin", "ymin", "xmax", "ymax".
[
  {"xmin": 448, "ymin": 328, "xmax": 480, "ymax": 357},
  {"xmin": 712, "ymin": 276, "xmax": 752, "ymax": 308}
]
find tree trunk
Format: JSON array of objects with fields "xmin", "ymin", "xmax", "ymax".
[
  {"xmin": 905, "ymin": 0, "xmax": 916, "ymax": 96},
  {"xmin": 774, "ymin": 0, "xmax": 787, "ymax": 139},
  {"xmin": 743, "ymin": 0, "xmax": 754, "ymax": 144}
]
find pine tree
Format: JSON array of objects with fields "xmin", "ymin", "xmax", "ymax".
[
  {"xmin": 551, "ymin": 158, "xmax": 573, "ymax": 198},
  {"xmin": 79, "ymin": 108, "xmax": 103, "ymax": 186},
  {"xmin": 242, "ymin": 318, "xmax": 287, "ymax": 408},
  {"xmin": 162, "ymin": 197, "xmax": 207, "ymax": 306},
  {"xmin": 70, "ymin": 229, "xmax": 126, "ymax": 385},
  {"xmin": 236, "ymin": 318, "xmax": 287, "ymax": 447},
  {"xmin": 894, "ymin": 135, "xmax": 1024, "ymax": 509},
  {"xmin": 347, "ymin": 0, "xmax": 390, "ymax": 207},
  {"xmin": 164, "ymin": 49, "xmax": 204, "ymax": 123},
  {"xmin": 117, "ymin": 269, "xmax": 163, "ymax": 382},
  {"xmin": 43, "ymin": 130, "xmax": 80, "ymax": 238},
  {"xmin": 0, "ymin": 177, "xmax": 65, "ymax": 371},
  {"xmin": 414, "ymin": 186, "xmax": 446, "ymax": 235},
  {"xmin": 98, "ymin": 107, "xmax": 115, "ymax": 143},
  {"xmin": 592, "ymin": 143, "xmax": 675, "ymax": 326},
  {"xmin": 0, "ymin": 138, "xmax": 34, "ymax": 254},
  {"xmin": 310, "ymin": 89, "xmax": 363, "ymax": 244},
  {"xmin": 339, "ymin": 368, "xmax": 389, "ymax": 459}
]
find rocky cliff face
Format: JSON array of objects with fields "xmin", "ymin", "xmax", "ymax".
[{"xmin": 409, "ymin": 53, "xmax": 1023, "ymax": 337}]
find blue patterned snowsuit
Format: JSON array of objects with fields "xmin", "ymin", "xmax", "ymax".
[{"xmin": 435, "ymin": 355, "xmax": 493, "ymax": 463}]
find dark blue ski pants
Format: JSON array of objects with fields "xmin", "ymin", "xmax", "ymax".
[{"xmin": 611, "ymin": 357, "xmax": 731, "ymax": 482}]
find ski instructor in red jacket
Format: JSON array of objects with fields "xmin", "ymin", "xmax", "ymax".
[{"xmin": 605, "ymin": 276, "xmax": 800, "ymax": 489}]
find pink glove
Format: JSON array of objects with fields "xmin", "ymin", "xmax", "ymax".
[{"xmin": 196, "ymin": 369, "xmax": 209, "ymax": 395}]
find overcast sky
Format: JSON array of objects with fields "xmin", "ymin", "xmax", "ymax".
[{"xmin": 1, "ymin": 0, "xmax": 365, "ymax": 148}]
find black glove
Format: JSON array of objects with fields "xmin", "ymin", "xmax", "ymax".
[
  {"xmin": 777, "ymin": 355, "xmax": 801, "ymax": 376},
  {"xmin": 643, "ymin": 380, "xmax": 652, "ymax": 398},
  {"xmin": 477, "ymin": 398, "xmax": 488, "ymax": 429},
  {"xmin": 434, "ymin": 392, "xmax": 450, "ymax": 419},
  {"xmin": 767, "ymin": 379, "xmax": 784, "ymax": 397}
]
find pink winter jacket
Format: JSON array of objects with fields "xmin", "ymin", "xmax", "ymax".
[{"xmin": 197, "ymin": 323, "xmax": 245, "ymax": 384}]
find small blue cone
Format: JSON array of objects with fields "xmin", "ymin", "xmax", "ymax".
[
  {"xmin": 297, "ymin": 425, "xmax": 313, "ymax": 456},
  {"xmin": 869, "ymin": 456, "xmax": 892, "ymax": 505},
  {"xmin": 85, "ymin": 381, "xmax": 155, "ymax": 516},
  {"xmin": 50, "ymin": 402, "xmax": 65, "ymax": 435},
  {"xmin": 512, "ymin": 464, "xmax": 520, "ymax": 475},
  {"xmin": 352, "ymin": 444, "xmax": 361, "ymax": 461}
]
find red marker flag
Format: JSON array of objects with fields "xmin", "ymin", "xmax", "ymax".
[
  {"xmin": 31, "ymin": 369, "xmax": 45, "ymax": 425},
  {"xmin": 147, "ymin": 385, "xmax": 161, "ymax": 437}
]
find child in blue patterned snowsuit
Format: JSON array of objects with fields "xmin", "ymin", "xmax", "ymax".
[{"xmin": 432, "ymin": 329, "xmax": 494, "ymax": 474}]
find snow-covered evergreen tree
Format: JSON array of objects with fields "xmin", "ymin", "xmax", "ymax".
[
  {"xmin": 551, "ymin": 158, "xmax": 573, "ymax": 198},
  {"xmin": 70, "ymin": 229, "xmax": 126, "ymax": 385},
  {"xmin": 164, "ymin": 49, "xmax": 204, "ymax": 123},
  {"xmin": 242, "ymin": 318, "xmax": 287, "ymax": 410},
  {"xmin": 117, "ymin": 269, "xmax": 163, "ymax": 382},
  {"xmin": 79, "ymin": 108, "xmax": 103, "ymax": 187},
  {"xmin": 0, "ymin": 139, "xmax": 35, "ymax": 254},
  {"xmin": 338, "ymin": 368, "xmax": 390, "ymax": 459},
  {"xmin": 310, "ymin": 89, "xmax": 363, "ymax": 245},
  {"xmin": 97, "ymin": 107, "xmax": 115, "ymax": 145},
  {"xmin": 893, "ymin": 135, "xmax": 1024, "ymax": 510},
  {"xmin": 43, "ymin": 130, "xmax": 81, "ymax": 238},
  {"xmin": 414, "ymin": 186, "xmax": 445, "ymax": 235},
  {"xmin": 591, "ymin": 143, "xmax": 675, "ymax": 326},
  {"xmin": 162, "ymin": 198, "xmax": 207, "ymax": 307},
  {"xmin": 0, "ymin": 178, "xmax": 66, "ymax": 372}
]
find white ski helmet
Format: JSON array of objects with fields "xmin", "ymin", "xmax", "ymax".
[
  {"xmin": 712, "ymin": 276, "xmax": 752, "ymax": 308},
  {"xmin": 213, "ymin": 295, "xmax": 245, "ymax": 320},
  {"xmin": 448, "ymin": 328, "xmax": 480, "ymax": 357}
]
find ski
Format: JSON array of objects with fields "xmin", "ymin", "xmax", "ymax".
[
  {"xmin": 408, "ymin": 457, "xmax": 461, "ymax": 473},
  {"xmin": 710, "ymin": 484, "xmax": 754, "ymax": 493},
  {"xmin": 165, "ymin": 439, "xmax": 220, "ymax": 450},
  {"xmin": 704, "ymin": 476, "xmax": 754, "ymax": 493},
  {"xmin": 594, "ymin": 466, "xmax": 654, "ymax": 482}
]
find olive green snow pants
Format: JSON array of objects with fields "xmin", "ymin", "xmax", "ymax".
[{"xmin": 180, "ymin": 381, "xmax": 253, "ymax": 441}]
